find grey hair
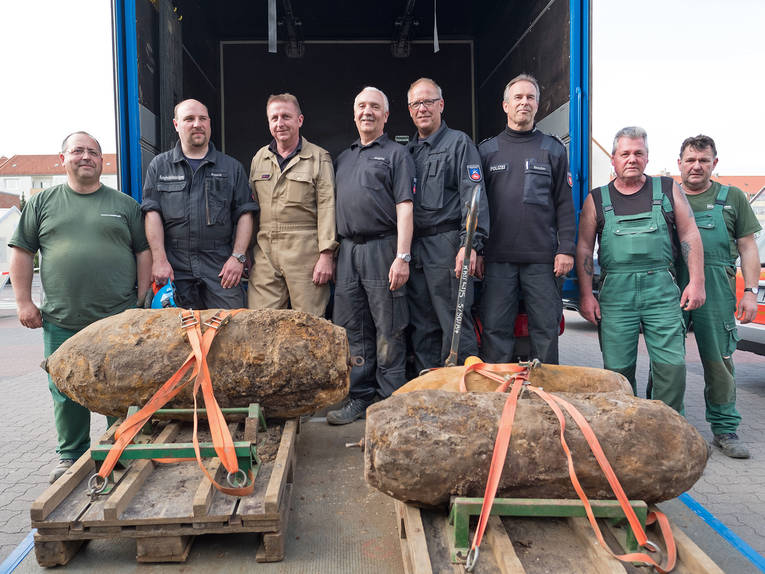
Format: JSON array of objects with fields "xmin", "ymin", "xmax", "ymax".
[
  {"xmin": 408, "ymin": 77, "xmax": 443, "ymax": 100},
  {"xmin": 61, "ymin": 131, "xmax": 102, "ymax": 154},
  {"xmin": 355, "ymin": 86, "xmax": 389, "ymax": 112},
  {"xmin": 503, "ymin": 74, "xmax": 540, "ymax": 102},
  {"xmin": 612, "ymin": 126, "xmax": 648, "ymax": 155}
]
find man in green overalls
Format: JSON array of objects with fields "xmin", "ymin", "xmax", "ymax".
[
  {"xmin": 676, "ymin": 135, "xmax": 761, "ymax": 458},
  {"xmin": 576, "ymin": 127, "xmax": 705, "ymax": 413}
]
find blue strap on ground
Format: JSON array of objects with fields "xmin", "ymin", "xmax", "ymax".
[
  {"xmin": 0, "ymin": 530, "xmax": 35, "ymax": 574},
  {"xmin": 680, "ymin": 492, "xmax": 765, "ymax": 572}
]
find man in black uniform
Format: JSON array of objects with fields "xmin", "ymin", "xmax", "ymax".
[
  {"xmin": 142, "ymin": 99, "xmax": 258, "ymax": 309},
  {"xmin": 478, "ymin": 74, "xmax": 575, "ymax": 364},
  {"xmin": 405, "ymin": 77, "xmax": 489, "ymax": 372},
  {"xmin": 328, "ymin": 87, "xmax": 415, "ymax": 425}
]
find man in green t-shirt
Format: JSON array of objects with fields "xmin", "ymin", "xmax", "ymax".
[
  {"xmin": 9, "ymin": 131, "xmax": 152, "ymax": 482},
  {"xmin": 677, "ymin": 135, "xmax": 761, "ymax": 458}
]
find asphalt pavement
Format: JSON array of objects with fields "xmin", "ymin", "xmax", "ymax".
[{"xmin": 0, "ymin": 281, "xmax": 763, "ymax": 571}]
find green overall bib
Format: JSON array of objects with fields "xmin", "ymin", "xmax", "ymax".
[
  {"xmin": 598, "ymin": 177, "xmax": 686, "ymax": 413},
  {"xmin": 678, "ymin": 185, "xmax": 741, "ymax": 433}
]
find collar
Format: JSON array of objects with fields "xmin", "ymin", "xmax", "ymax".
[
  {"xmin": 413, "ymin": 121, "xmax": 449, "ymax": 148},
  {"xmin": 267, "ymin": 136, "xmax": 303, "ymax": 158},
  {"xmin": 504, "ymin": 125, "xmax": 536, "ymax": 138},
  {"xmin": 171, "ymin": 140, "xmax": 217, "ymax": 165},
  {"xmin": 351, "ymin": 133, "xmax": 389, "ymax": 150}
]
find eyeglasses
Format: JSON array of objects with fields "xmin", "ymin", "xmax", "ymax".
[
  {"xmin": 66, "ymin": 147, "xmax": 102, "ymax": 158},
  {"xmin": 408, "ymin": 98, "xmax": 441, "ymax": 110}
]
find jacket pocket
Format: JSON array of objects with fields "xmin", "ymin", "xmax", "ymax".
[
  {"xmin": 204, "ymin": 175, "xmax": 231, "ymax": 225},
  {"xmin": 285, "ymin": 169, "xmax": 314, "ymax": 206},
  {"xmin": 157, "ymin": 181, "xmax": 186, "ymax": 224},
  {"xmin": 421, "ymin": 157, "xmax": 444, "ymax": 210},
  {"xmin": 361, "ymin": 158, "xmax": 391, "ymax": 191},
  {"xmin": 522, "ymin": 161, "xmax": 551, "ymax": 207}
]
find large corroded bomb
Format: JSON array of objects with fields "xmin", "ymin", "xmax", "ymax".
[
  {"xmin": 365, "ymin": 365, "xmax": 708, "ymax": 507},
  {"xmin": 46, "ymin": 308, "xmax": 350, "ymax": 419}
]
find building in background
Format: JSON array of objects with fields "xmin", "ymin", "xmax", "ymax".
[{"xmin": 0, "ymin": 154, "xmax": 118, "ymax": 199}]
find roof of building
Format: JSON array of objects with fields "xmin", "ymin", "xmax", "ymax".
[
  {"xmin": 668, "ymin": 175, "xmax": 765, "ymax": 196},
  {"xmin": 0, "ymin": 154, "xmax": 117, "ymax": 176},
  {"xmin": 0, "ymin": 192, "xmax": 21, "ymax": 210}
]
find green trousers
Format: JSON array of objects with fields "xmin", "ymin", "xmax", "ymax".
[
  {"xmin": 682, "ymin": 266, "xmax": 741, "ymax": 434},
  {"xmin": 599, "ymin": 269, "xmax": 686, "ymax": 414},
  {"xmin": 43, "ymin": 322, "xmax": 117, "ymax": 460}
]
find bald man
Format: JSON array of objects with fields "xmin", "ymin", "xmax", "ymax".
[{"xmin": 142, "ymin": 99, "xmax": 258, "ymax": 309}]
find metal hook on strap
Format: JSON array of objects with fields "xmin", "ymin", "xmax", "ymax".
[
  {"xmin": 227, "ymin": 469, "xmax": 248, "ymax": 488},
  {"xmin": 203, "ymin": 310, "xmax": 231, "ymax": 330},
  {"xmin": 87, "ymin": 473, "xmax": 108, "ymax": 495},
  {"xmin": 464, "ymin": 547, "xmax": 479, "ymax": 572}
]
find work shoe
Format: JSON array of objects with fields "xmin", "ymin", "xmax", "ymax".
[
  {"xmin": 712, "ymin": 433, "xmax": 750, "ymax": 459},
  {"xmin": 48, "ymin": 459, "xmax": 75, "ymax": 483},
  {"xmin": 327, "ymin": 397, "xmax": 373, "ymax": 425}
]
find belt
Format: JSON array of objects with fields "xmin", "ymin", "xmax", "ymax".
[
  {"xmin": 414, "ymin": 219, "xmax": 460, "ymax": 239},
  {"xmin": 341, "ymin": 229, "xmax": 397, "ymax": 244},
  {"xmin": 169, "ymin": 239, "xmax": 229, "ymax": 250}
]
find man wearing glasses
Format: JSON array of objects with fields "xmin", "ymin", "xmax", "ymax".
[
  {"xmin": 478, "ymin": 74, "xmax": 575, "ymax": 364},
  {"xmin": 142, "ymin": 99, "xmax": 257, "ymax": 309},
  {"xmin": 9, "ymin": 131, "xmax": 152, "ymax": 483},
  {"xmin": 405, "ymin": 77, "xmax": 489, "ymax": 372}
]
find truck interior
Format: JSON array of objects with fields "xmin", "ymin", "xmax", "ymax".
[{"xmin": 130, "ymin": 0, "xmax": 573, "ymax": 172}]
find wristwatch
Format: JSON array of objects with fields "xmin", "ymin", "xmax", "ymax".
[
  {"xmin": 231, "ymin": 252, "xmax": 247, "ymax": 264},
  {"xmin": 396, "ymin": 252, "xmax": 412, "ymax": 263},
  {"xmin": 744, "ymin": 286, "xmax": 759, "ymax": 295}
]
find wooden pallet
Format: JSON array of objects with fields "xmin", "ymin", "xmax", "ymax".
[
  {"xmin": 30, "ymin": 417, "xmax": 298, "ymax": 567},
  {"xmin": 395, "ymin": 500, "xmax": 725, "ymax": 574}
]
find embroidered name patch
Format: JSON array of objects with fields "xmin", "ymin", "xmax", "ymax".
[
  {"xmin": 158, "ymin": 174, "xmax": 184, "ymax": 182},
  {"xmin": 489, "ymin": 163, "xmax": 508, "ymax": 172}
]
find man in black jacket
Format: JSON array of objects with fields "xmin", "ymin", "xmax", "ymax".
[{"xmin": 478, "ymin": 74, "xmax": 575, "ymax": 363}]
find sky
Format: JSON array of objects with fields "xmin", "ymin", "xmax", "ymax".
[{"xmin": 1, "ymin": 0, "xmax": 764, "ymax": 176}]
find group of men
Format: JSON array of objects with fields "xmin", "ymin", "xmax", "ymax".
[{"xmin": 9, "ymin": 73, "xmax": 759, "ymax": 484}]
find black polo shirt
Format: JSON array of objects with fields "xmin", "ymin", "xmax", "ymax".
[{"xmin": 335, "ymin": 133, "xmax": 415, "ymax": 238}]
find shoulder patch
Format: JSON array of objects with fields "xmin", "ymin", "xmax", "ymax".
[{"xmin": 467, "ymin": 165, "xmax": 483, "ymax": 182}]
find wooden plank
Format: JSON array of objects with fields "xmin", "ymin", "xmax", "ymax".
[
  {"xmin": 264, "ymin": 419, "xmax": 297, "ymax": 514},
  {"xmin": 33, "ymin": 538, "xmax": 85, "ymax": 567},
  {"xmin": 30, "ymin": 454, "xmax": 95, "ymax": 522},
  {"xmin": 136, "ymin": 534, "xmax": 193, "ymax": 563},
  {"xmin": 237, "ymin": 462, "xmax": 274, "ymax": 520},
  {"xmin": 655, "ymin": 517, "xmax": 725, "ymax": 574},
  {"xmin": 100, "ymin": 422, "xmax": 181, "ymax": 521},
  {"xmin": 395, "ymin": 500, "xmax": 433, "ymax": 574},
  {"xmin": 568, "ymin": 517, "xmax": 628, "ymax": 574},
  {"xmin": 485, "ymin": 515, "xmax": 526, "ymax": 574},
  {"xmin": 191, "ymin": 422, "xmax": 239, "ymax": 518}
]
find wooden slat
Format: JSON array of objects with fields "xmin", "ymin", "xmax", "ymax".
[
  {"xmin": 264, "ymin": 419, "xmax": 297, "ymax": 513},
  {"xmin": 30, "ymin": 455, "xmax": 95, "ymax": 522},
  {"xmin": 395, "ymin": 501, "xmax": 434, "ymax": 574},
  {"xmin": 33, "ymin": 538, "xmax": 85, "ymax": 567},
  {"xmin": 191, "ymin": 421, "xmax": 238, "ymax": 518},
  {"xmin": 568, "ymin": 517, "xmax": 628, "ymax": 574},
  {"xmin": 101, "ymin": 422, "xmax": 181, "ymax": 521},
  {"xmin": 136, "ymin": 534, "xmax": 193, "ymax": 563},
  {"xmin": 486, "ymin": 516, "xmax": 526, "ymax": 574},
  {"xmin": 651, "ymin": 512, "xmax": 725, "ymax": 574}
]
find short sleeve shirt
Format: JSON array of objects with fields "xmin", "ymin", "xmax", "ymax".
[
  {"xmin": 684, "ymin": 181, "xmax": 761, "ymax": 262},
  {"xmin": 334, "ymin": 134, "xmax": 415, "ymax": 237}
]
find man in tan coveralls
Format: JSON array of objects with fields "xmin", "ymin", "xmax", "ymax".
[{"xmin": 248, "ymin": 93, "xmax": 337, "ymax": 315}]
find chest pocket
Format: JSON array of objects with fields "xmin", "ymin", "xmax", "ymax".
[
  {"xmin": 421, "ymin": 153, "xmax": 445, "ymax": 210},
  {"xmin": 693, "ymin": 210, "xmax": 716, "ymax": 231},
  {"xmin": 284, "ymin": 169, "xmax": 314, "ymax": 206},
  {"xmin": 611, "ymin": 213, "xmax": 658, "ymax": 257},
  {"xmin": 204, "ymin": 175, "xmax": 231, "ymax": 226},
  {"xmin": 361, "ymin": 158, "xmax": 391, "ymax": 191},
  {"xmin": 523, "ymin": 160, "xmax": 552, "ymax": 207},
  {"xmin": 157, "ymin": 180, "xmax": 186, "ymax": 224}
]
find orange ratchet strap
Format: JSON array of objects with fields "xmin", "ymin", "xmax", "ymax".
[
  {"xmin": 461, "ymin": 362, "xmax": 676, "ymax": 573},
  {"xmin": 95, "ymin": 309, "xmax": 253, "ymax": 497}
]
